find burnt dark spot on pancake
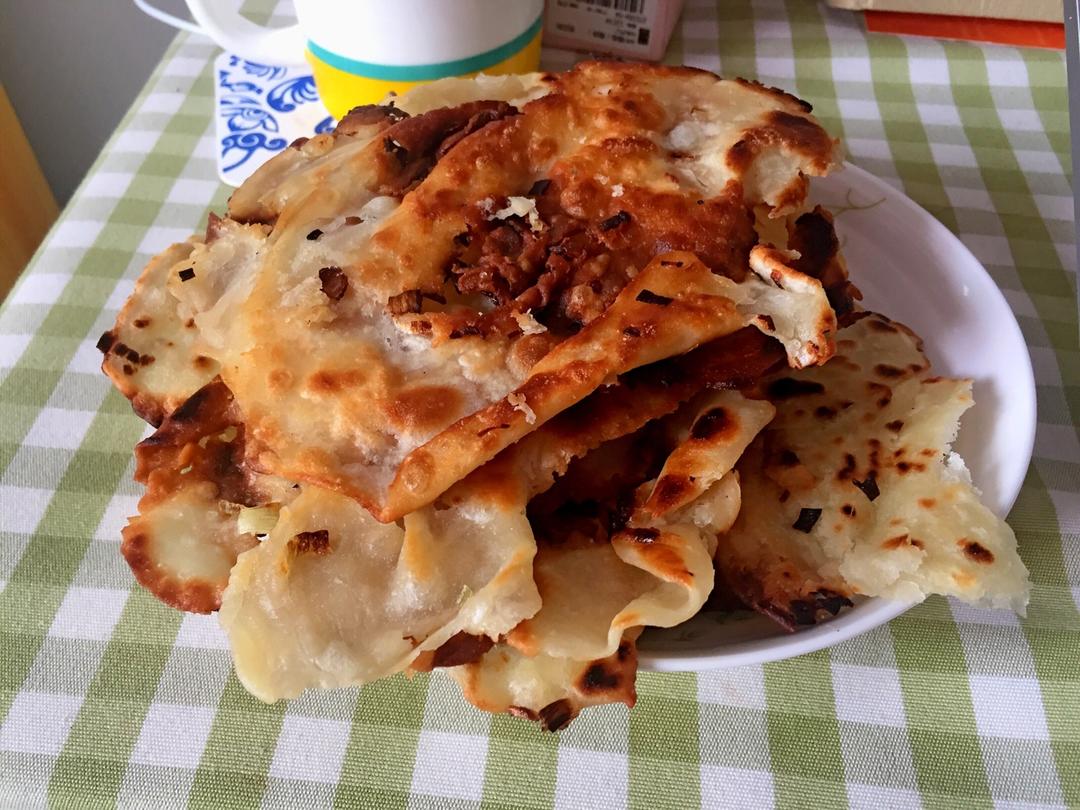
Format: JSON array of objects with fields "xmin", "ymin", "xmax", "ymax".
[
  {"xmin": 837, "ymin": 453, "xmax": 857, "ymax": 481},
  {"xmin": 636, "ymin": 289, "xmax": 673, "ymax": 306},
  {"xmin": 787, "ymin": 589, "xmax": 852, "ymax": 626},
  {"xmin": 886, "ymin": 419, "xmax": 904, "ymax": 433},
  {"xmin": 387, "ymin": 289, "xmax": 422, "ymax": 315},
  {"xmin": 841, "ymin": 504, "xmax": 856, "ymax": 517},
  {"xmin": 853, "ymin": 472, "xmax": 880, "ymax": 501},
  {"xmin": 96, "ymin": 331, "xmax": 116, "ymax": 354},
  {"xmin": 651, "ymin": 476, "xmax": 691, "ymax": 507},
  {"xmin": 600, "ymin": 210, "xmax": 630, "ymax": 231},
  {"xmin": 768, "ymin": 109, "xmax": 834, "ymax": 150},
  {"xmin": 867, "ymin": 382, "xmax": 892, "ymax": 409},
  {"xmin": 133, "ymin": 318, "xmax": 150, "ymax": 329},
  {"xmin": 431, "ymin": 631, "xmax": 494, "ymax": 668},
  {"xmin": 319, "ymin": 266, "xmax": 348, "ymax": 301},
  {"xmin": 896, "ymin": 460, "xmax": 926, "ymax": 474},
  {"xmin": 766, "ymin": 378, "xmax": 825, "ymax": 400},
  {"xmin": 690, "ymin": 406, "xmax": 734, "ymax": 440},
  {"xmin": 778, "ymin": 449, "xmax": 800, "ymax": 467},
  {"xmin": 815, "ymin": 405, "xmax": 837, "ymax": 420},
  {"xmin": 961, "ymin": 539, "xmax": 995, "ymax": 564},
  {"xmin": 306, "ymin": 229, "xmax": 323, "ymax": 241},
  {"xmin": 538, "ymin": 699, "xmax": 575, "ymax": 732},
  {"xmin": 383, "ymin": 136, "xmax": 409, "ymax": 164},
  {"xmin": 178, "ymin": 267, "xmax": 195, "ymax": 282},
  {"xmin": 883, "ymin": 534, "xmax": 913, "ymax": 550},
  {"xmin": 449, "ymin": 324, "xmax": 482, "ymax": 339},
  {"xmin": 792, "ymin": 508, "xmax": 821, "ymax": 532},
  {"xmin": 875, "ymin": 364, "xmax": 905, "ymax": 378},
  {"xmin": 579, "ymin": 662, "xmax": 621, "ymax": 692},
  {"xmin": 292, "ymin": 529, "xmax": 330, "ymax": 554},
  {"xmin": 335, "ymin": 103, "xmax": 408, "ymax": 135}
]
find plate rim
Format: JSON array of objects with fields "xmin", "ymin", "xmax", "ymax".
[{"xmin": 639, "ymin": 162, "xmax": 1037, "ymax": 673}]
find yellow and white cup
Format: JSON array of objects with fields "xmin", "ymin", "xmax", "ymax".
[{"xmin": 182, "ymin": 0, "xmax": 543, "ymax": 118}]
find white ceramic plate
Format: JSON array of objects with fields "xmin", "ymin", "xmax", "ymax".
[{"xmin": 639, "ymin": 163, "xmax": 1037, "ymax": 671}]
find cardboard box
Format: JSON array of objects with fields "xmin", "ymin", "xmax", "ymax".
[{"xmin": 543, "ymin": 0, "xmax": 685, "ymax": 61}]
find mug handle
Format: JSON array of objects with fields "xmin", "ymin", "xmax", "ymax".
[
  {"xmin": 132, "ymin": 0, "xmax": 204, "ymax": 35},
  {"xmin": 184, "ymin": 0, "xmax": 307, "ymax": 65}
]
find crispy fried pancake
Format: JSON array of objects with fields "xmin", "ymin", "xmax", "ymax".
[
  {"xmin": 130, "ymin": 62, "xmax": 840, "ymax": 521},
  {"xmin": 100, "ymin": 239, "xmax": 213, "ymax": 426},
  {"xmin": 98, "ymin": 65, "xmax": 1037, "ymax": 731},
  {"xmin": 218, "ymin": 481, "xmax": 542, "ymax": 701},
  {"xmin": 718, "ymin": 313, "xmax": 1029, "ymax": 630},
  {"xmin": 450, "ymin": 634, "xmax": 640, "ymax": 731},
  {"xmin": 122, "ymin": 380, "xmax": 293, "ymax": 612},
  {"xmin": 218, "ymin": 342, "xmax": 778, "ymax": 703},
  {"xmin": 451, "ymin": 392, "xmax": 769, "ymax": 726}
]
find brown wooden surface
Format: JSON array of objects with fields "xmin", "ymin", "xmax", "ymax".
[{"xmin": 0, "ymin": 82, "xmax": 59, "ymax": 300}]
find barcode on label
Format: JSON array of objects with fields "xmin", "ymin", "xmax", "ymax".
[{"xmin": 581, "ymin": 0, "xmax": 645, "ymax": 13}]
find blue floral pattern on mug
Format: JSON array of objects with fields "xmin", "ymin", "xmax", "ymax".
[{"xmin": 214, "ymin": 53, "xmax": 334, "ymax": 186}]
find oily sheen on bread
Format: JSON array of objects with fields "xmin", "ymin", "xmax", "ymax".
[
  {"xmin": 717, "ymin": 313, "xmax": 1029, "ymax": 628},
  {"xmin": 99, "ymin": 63, "xmax": 1030, "ymax": 730},
  {"xmin": 102, "ymin": 62, "xmax": 840, "ymax": 523}
]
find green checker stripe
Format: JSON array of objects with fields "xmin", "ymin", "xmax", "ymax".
[
  {"xmin": 628, "ymin": 672, "xmax": 702, "ymax": 810},
  {"xmin": 1012, "ymin": 466, "xmax": 1080, "ymax": 804},
  {"xmin": 891, "ymin": 604, "xmax": 993, "ymax": 807},
  {"xmin": 0, "ymin": 55, "xmax": 211, "ymax": 703},
  {"xmin": 866, "ymin": 35, "xmax": 958, "ymax": 231},
  {"xmin": 189, "ymin": 674, "xmax": 288, "ymax": 808},
  {"xmin": 937, "ymin": 43, "xmax": 1080, "ymax": 798},
  {"xmin": 763, "ymin": 653, "xmax": 848, "ymax": 809},
  {"xmin": 481, "ymin": 712, "xmax": 559, "ymax": 808},
  {"xmin": 333, "ymin": 674, "xmax": 430, "ymax": 808},
  {"xmin": 47, "ymin": 591, "xmax": 183, "ymax": 806},
  {"xmin": 712, "ymin": 0, "xmax": 757, "ymax": 81},
  {"xmin": 787, "ymin": 0, "xmax": 844, "ymax": 141}
]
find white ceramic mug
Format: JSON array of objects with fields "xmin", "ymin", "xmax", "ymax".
[{"xmin": 136, "ymin": 0, "xmax": 544, "ymax": 117}]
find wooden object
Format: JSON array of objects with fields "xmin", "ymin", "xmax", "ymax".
[{"xmin": 0, "ymin": 82, "xmax": 59, "ymax": 300}]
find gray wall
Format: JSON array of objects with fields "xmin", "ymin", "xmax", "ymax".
[{"xmin": 0, "ymin": 0, "xmax": 190, "ymax": 204}]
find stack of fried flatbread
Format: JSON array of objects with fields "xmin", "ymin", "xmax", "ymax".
[{"xmin": 100, "ymin": 62, "xmax": 1028, "ymax": 729}]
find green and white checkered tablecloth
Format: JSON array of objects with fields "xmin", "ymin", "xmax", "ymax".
[{"xmin": 1, "ymin": 1, "xmax": 1077, "ymax": 807}]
